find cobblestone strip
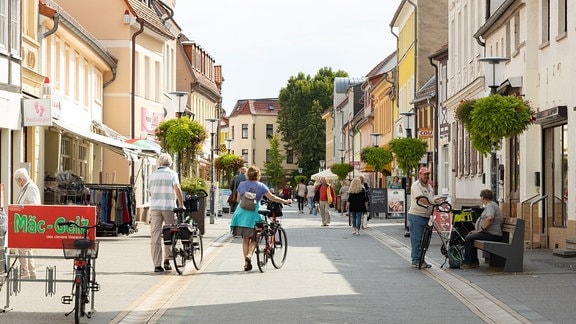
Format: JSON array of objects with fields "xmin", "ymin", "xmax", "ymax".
[{"xmin": 365, "ymin": 227, "xmax": 532, "ymax": 324}]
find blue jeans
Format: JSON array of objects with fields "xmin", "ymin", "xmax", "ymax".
[
  {"xmin": 464, "ymin": 231, "xmax": 502, "ymax": 264},
  {"xmin": 351, "ymin": 211, "xmax": 363, "ymax": 230},
  {"xmin": 408, "ymin": 214, "xmax": 429, "ymax": 264},
  {"xmin": 307, "ymin": 197, "xmax": 314, "ymax": 211}
]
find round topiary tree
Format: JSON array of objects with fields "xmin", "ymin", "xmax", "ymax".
[
  {"xmin": 388, "ymin": 138, "xmax": 428, "ymax": 175},
  {"xmin": 330, "ymin": 163, "xmax": 354, "ymax": 181}
]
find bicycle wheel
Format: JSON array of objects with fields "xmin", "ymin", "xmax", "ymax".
[
  {"xmin": 255, "ymin": 232, "xmax": 269, "ymax": 273},
  {"xmin": 271, "ymin": 226, "xmax": 287, "ymax": 269},
  {"xmin": 191, "ymin": 230, "xmax": 203, "ymax": 270},
  {"xmin": 172, "ymin": 232, "xmax": 187, "ymax": 275},
  {"xmin": 74, "ymin": 277, "xmax": 83, "ymax": 324},
  {"xmin": 418, "ymin": 225, "xmax": 433, "ymax": 269}
]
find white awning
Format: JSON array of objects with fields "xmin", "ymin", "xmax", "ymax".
[{"xmin": 52, "ymin": 119, "xmax": 157, "ymax": 160}]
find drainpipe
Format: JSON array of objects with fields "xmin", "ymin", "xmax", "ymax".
[
  {"xmin": 130, "ymin": 18, "xmax": 145, "ymax": 184},
  {"xmin": 429, "ymin": 56, "xmax": 439, "ymax": 195},
  {"xmin": 42, "ymin": 13, "xmax": 60, "ymax": 38},
  {"xmin": 156, "ymin": 0, "xmax": 175, "ymax": 23},
  {"xmin": 407, "ymin": 0, "xmax": 418, "ymax": 140},
  {"xmin": 103, "ymin": 66, "xmax": 117, "ymax": 88}
]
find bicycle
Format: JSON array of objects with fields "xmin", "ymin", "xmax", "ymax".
[
  {"xmin": 254, "ymin": 198, "xmax": 289, "ymax": 273},
  {"xmin": 165, "ymin": 190, "xmax": 206, "ymax": 275},
  {"xmin": 414, "ymin": 195, "xmax": 458, "ymax": 269},
  {"xmin": 58, "ymin": 221, "xmax": 100, "ymax": 324}
]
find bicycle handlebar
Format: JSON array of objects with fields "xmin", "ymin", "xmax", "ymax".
[
  {"xmin": 57, "ymin": 221, "xmax": 98, "ymax": 230},
  {"xmin": 415, "ymin": 195, "xmax": 452, "ymax": 212}
]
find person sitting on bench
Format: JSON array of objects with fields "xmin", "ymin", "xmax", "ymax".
[{"xmin": 461, "ymin": 189, "xmax": 503, "ymax": 269}]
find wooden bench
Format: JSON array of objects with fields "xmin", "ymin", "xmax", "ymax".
[{"xmin": 473, "ymin": 217, "xmax": 525, "ymax": 272}]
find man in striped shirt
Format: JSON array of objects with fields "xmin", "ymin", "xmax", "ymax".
[{"xmin": 149, "ymin": 153, "xmax": 184, "ymax": 272}]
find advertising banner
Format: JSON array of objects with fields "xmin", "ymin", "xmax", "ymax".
[{"xmin": 7, "ymin": 205, "xmax": 96, "ymax": 249}]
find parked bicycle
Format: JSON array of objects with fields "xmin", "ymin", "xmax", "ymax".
[
  {"xmin": 58, "ymin": 221, "xmax": 100, "ymax": 324},
  {"xmin": 254, "ymin": 197, "xmax": 288, "ymax": 273},
  {"xmin": 164, "ymin": 191, "xmax": 206, "ymax": 274},
  {"xmin": 414, "ymin": 196, "xmax": 465, "ymax": 269}
]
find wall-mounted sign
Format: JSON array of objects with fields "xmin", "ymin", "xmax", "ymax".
[{"xmin": 22, "ymin": 99, "xmax": 52, "ymax": 126}]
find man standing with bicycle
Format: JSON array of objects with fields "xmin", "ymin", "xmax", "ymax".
[
  {"xmin": 149, "ymin": 153, "xmax": 184, "ymax": 273},
  {"xmin": 408, "ymin": 167, "xmax": 439, "ymax": 269}
]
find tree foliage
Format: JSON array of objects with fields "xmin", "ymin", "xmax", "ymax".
[
  {"xmin": 214, "ymin": 154, "xmax": 245, "ymax": 186},
  {"xmin": 263, "ymin": 134, "xmax": 286, "ymax": 189},
  {"xmin": 155, "ymin": 116, "xmax": 207, "ymax": 178},
  {"xmin": 277, "ymin": 67, "xmax": 348, "ymax": 178},
  {"xmin": 331, "ymin": 163, "xmax": 353, "ymax": 181},
  {"xmin": 360, "ymin": 147, "xmax": 393, "ymax": 177},
  {"xmin": 457, "ymin": 94, "xmax": 534, "ymax": 155},
  {"xmin": 389, "ymin": 138, "xmax": 428, "ymax": 174}
]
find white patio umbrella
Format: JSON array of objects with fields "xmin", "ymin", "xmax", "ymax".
[{"xmin": 310, "ymin": 168, "xmax": 339, "ymax": 181}]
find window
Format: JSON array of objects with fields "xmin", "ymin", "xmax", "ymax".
[
  {"xmin": 252, "ymin": 124, "xmax": 256, "ymax": 139},
  {"xmin": 265, "ymin": 149, "xmax": 270, "ymax": 163},
  {"xmin": 266, "ymin": 124, "xmax": 273, "ymax": 138},
  {"xmin": 514, "ymin": 12, "xmax": 520, "ymax": 51},
  {"xmin": 558, "ymin": 0, "xmax": 567, "ymax": 35},
  {"xmin": 242, "ymin": 124, "xmax": 248, "ymax": 138},
  {"xmin": 286, "ymin": 150, "xmax": 294, "ymax": 164},
  {"xmin": 9, "ymin": 0, "xmax": 19, "ymax": 56},
  {"xmin": 242, "ymin": 149, "xmax": 248, "ymax": 163},
  {"xmin": 61, "ymin": 137, "xmax": 72, "ymax": 171},
  {"xmin": 78, "ymin": 144, "xmax": 88, "ymax": 179},
  {"xmin": 541, "ymin": 0, "xmax": 550, "ymax": 44},
  {"xmin": 231, "ymin": 126, "xmax": 235, "ymax": 139},
  {"xmin": 0, "ymin": 0, "xmax": 7, "ymax": 51}
]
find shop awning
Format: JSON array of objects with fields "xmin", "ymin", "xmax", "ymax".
[{"xmin": 52, "ymin": 119, "xmax": 157, "ymax": 160}]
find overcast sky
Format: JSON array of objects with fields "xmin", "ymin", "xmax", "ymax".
[{"xmin": 174, "ymin": 0, "xmax": 402, "ymax": 114}]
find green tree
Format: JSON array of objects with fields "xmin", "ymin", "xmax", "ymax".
[
  {"xmin": 389, "ymin": 138, "xmax": 428, "ymax": 176},
  {"xmin": 330, "ymin": 163, "xmax": 353, "ymax": 181},
  {"xmin": 278, "ymin": 67, "xmax": 348, "ymax": 177},
  {"xmin": 263, "ymin": 134, "xmax": 286, "ymax": 189},
  {"xmin": 360, "ymin": 147, "xmax": 393, "ymax": 180}
]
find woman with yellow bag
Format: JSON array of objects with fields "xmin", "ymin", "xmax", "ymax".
[{"xmin": 313, "ymin": 176, "xmax": 336, "ymax": 226}]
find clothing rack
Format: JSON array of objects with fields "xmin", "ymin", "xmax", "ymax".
[{"xmin": 84, "ymin": 183, "xmax": 137, "ymax": 237}]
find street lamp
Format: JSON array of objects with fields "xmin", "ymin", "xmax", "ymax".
[
  {"xmin": 479, "ymin": 57, "xmax": 508, "ymax": 203},
  {"xmin": 370, "ymin": 133, "xmax": 382, "ymax": 188},
  {"xmin": 169, "ymin": 91, "xmax": 189, "ymax": 182},
  {"xmin": 225, "ymin": 138, "xmax": 233, "ymax": 154},
  {"xmin": 319, "ymin": 160, "xmax": 326, "ymax": 172},
  {"xmin": 338, "ymin": 147, "xmax": 345, "ymax": 163},
  {"xmin": 206, "ymin": 118, "xmax": 219, "ymax": 225},
  {"xmin": 298, "ymin": 167, "xmax": 303, "ymax": 174},
  {"xmin": 399, "ymin": 111, "xmax": 414, "ymax": 237}
]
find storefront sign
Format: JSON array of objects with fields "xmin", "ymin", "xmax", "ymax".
[
  {"xmin": 7, "ymin": 205, "xmax": 96, "ymax": 249},
  {"xmin": 22, "ymin": 99, "xmax": 52, "ymax": 126}
]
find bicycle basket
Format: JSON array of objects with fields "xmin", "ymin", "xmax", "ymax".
[{"xmin": 62, "ymin": 239, "xmax": 99, "ymax": 259}]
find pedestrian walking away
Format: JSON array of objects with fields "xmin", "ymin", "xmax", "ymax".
[
  {"xmin": 230, "ymin": 165, "xmax": 291, "ymax": 271},
  {"xmin": 339, "ymin": 179, "xmax": 350, "ymax": 217},
  {"xmin": 346, "ymin": 178, "xmax": 368, "ymax": 235},
  {"xmin": 148, "ymin": 153, "xmax": 185, "ymax": 273},
  {"xmin": 306, "ymin": 181, "xmax": 316, "ymax": 214},
  {"xmin": 313, "ymin": 176, "xmax": 335, "ymax": 226},
  {"xmin": 296, "ymin": 178, "xmax": 307, "ymax": 213},
  {"xmin": 461, "ymin": 189, "xmax": 503, "ymax": 269},
  {"xmin": 228, "ymin": 167, "xmax": 247, "ymax": 213},
  {"xmin": 13, "ymin": 168, "xmax": 40, "ymax": 279}
]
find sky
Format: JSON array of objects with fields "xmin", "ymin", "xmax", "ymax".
[{"xmin": 174, "ymin": 0, "xmax": 402, "ymax": 114}]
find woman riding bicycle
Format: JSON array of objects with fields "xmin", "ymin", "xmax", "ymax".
[
  {"xmin": 230, "ymin": 165, "xmax": 291, "ymax": 271},
  {"xmin": 408, "ymin": 167, "xmax": 444, "ymax": 269}
]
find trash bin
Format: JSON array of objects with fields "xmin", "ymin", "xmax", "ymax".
[{"xmin": 184, "ymin": 191, "xmax": 207, "ymax": 235}]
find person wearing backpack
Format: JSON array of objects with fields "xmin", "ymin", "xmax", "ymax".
[{"xmin": 230, "ymin": 165, "xmax": 292, "ymax": 271}]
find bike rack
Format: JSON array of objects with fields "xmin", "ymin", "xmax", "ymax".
[
  {"xmin": 0, "ymin": 253, "xmax": 97, "ymax": 314},
  {"xmin": 529, "ymin": 194, "xmax": 548, "ymax": 249}
]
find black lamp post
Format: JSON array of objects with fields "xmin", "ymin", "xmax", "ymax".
[
  {"xmin": 206, "ymin": 118, "xmax": 219, "ymax": 225},
  {"xmin": 479, "ymin": 57, "xmax": 508, "ymax": 203},
  {"xmin": 319, "ymin": 160, "xmax": 326, "ymax": 172},
  {"xmin": 400, "ymin": 111, "xmax": 414, "ymax": 237},
  {"xmin": 169, "ymin": 91, "xmax": 189, "ymax": 182},
  {"xmin": 370, "ymin": 133, "xmax": 382, "ymax": 188}
]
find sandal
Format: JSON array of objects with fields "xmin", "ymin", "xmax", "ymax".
[{"xmin": 244, "ymin": 257, "xmax": 252, "ymax": 271}]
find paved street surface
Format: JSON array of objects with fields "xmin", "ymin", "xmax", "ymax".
[{"xmin": 1, "ymin": 204, "xmax": 576, "ymax": 323}]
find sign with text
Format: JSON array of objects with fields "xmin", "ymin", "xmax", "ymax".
[
  {"xmin": 7, "ymin": 205, "xmax": 96, "ymax": 249},
  {"xmin": 368, "ymin": 188, "xmax": 387, "ymax": 213},
  {"xmin": 387, "ymin": 188, "xmax": 405, "ymax": 214}
]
